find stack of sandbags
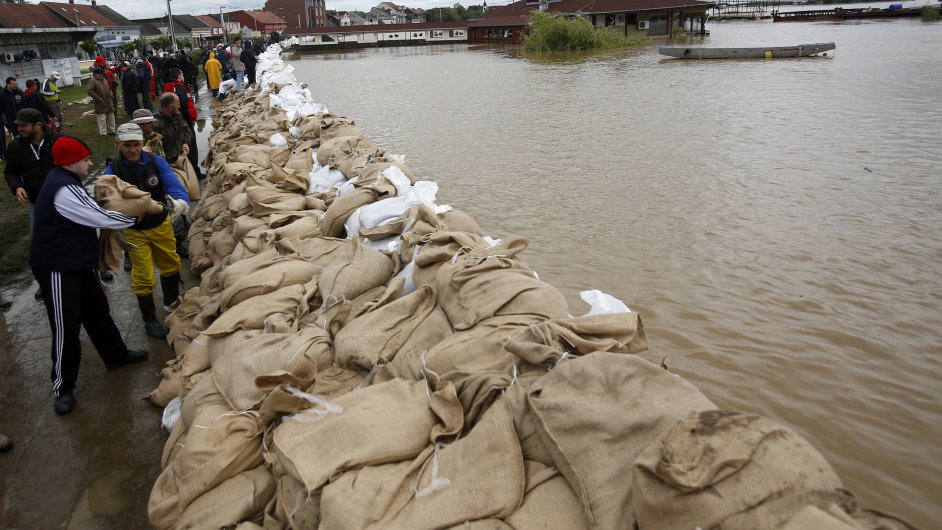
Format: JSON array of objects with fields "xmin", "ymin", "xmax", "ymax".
[{"xmin": 146, "ymin": 42, "xmax": 913, "ymax": 530}]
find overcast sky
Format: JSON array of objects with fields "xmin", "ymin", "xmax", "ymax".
[{"xmin": 28, "ymin": 0, "xmax": 495, "ymax": 21}]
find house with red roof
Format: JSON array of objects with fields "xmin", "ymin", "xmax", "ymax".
[
  {"xmin": 226, "ymin": 10, "xmax": 289, "ymax": 37},
  {"xmin": 42, "ymin": 1, "xmax": 141, "ymax": 54},
  {"xmin": 0, "ymin": 4, "xmax": 97, "ymax": 86},
  {"xmin": 467, "ymin": 0, "xmax": 713, "ymax": 44}
]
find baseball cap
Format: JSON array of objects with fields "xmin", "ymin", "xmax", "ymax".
[
  {"xmin": 116, "ymin": 123, "xmax": 144, "ymax": 141},
  {"xmin": 50, "ymin": 71, "xmax": 60, "ymax": 78},
  {"xmin": 14, "ymin": 108, "xmax": 44, "ymax": 126},
  {"xmin": 131, "ymin": 109, "xmax": 157, "ymax": 124}
]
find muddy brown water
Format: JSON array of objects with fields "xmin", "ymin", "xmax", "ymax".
[
  {"xmin": 289, "ymin": 17, "xmax": 941, "ymax": 528},
  {"xmin": 1, "ymin": 18, "xmax": 939, "ymax": 526}
]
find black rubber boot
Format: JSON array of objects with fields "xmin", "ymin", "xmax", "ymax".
[
  {"xmin": 160, "ymin": 273, "xmax": 182, "ymax": 311},
  {"xmin": 123, "ymin": 252, "xmax": 132, "ymax": 271},
  {"xmin": 137, "ymin": 294, "xmax": 169, "ymax": 339}
]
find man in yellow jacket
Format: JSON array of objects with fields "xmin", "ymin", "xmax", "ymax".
[{"xmin": 204, "ymin": 52, "xmax": 222, "ymax": 98}]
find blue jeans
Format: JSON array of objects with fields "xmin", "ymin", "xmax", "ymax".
[{"xmin": 235, "ymin": 70, "xmax": 244, "ymax": 92}]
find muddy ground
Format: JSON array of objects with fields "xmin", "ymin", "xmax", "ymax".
[{"xmin": 0, "ymin": 86, "xmax": 216, "ymax": 529}]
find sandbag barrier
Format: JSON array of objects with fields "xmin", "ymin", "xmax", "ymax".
[{"xmin": 147, "ymin": 42, "xmax": 913, "ymax": 530}]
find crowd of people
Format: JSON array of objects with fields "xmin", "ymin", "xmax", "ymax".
[{"xmin": 0, "ymin": 36, "xmax": 274, "ymax": 449}]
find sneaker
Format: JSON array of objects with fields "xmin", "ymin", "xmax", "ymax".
[
  {"xmin": 34, "ymin": 287, "xmax": 43, "ymax": 300},
  {"xmin": 105, "ymin": 349, "xmax": 149, "ymax": 370},
  {"xmin": 54, "ymin": 393, "xmax": 75, "ymax": 415},
  {"xmin": 99, "ymin": 270, "xmax": 114, "ymax": 281}
]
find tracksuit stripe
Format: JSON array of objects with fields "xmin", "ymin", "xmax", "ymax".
[{"xmin": 50, "ymin": 272, "xmax": 65, "ymax": 397}]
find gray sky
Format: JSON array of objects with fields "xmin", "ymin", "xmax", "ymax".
[{"xmin": 29, "ymin": 0, "xmax": 490, "ymax": 21}]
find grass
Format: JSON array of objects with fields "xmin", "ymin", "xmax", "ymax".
[{"xmin": 523, "ymin": 11, "xmax": 645, "ymax": 53}]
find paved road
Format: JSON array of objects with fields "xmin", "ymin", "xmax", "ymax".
[{"xmin": 0, "ymin": 270, "xmax": 178, "ymax": 529}]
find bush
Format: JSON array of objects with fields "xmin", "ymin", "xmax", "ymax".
[
  {"xmin": 922, "ymin": 6, "xmax": 941, "ymax": 21},
  {"xmin": 523, "ymin": 10, "xmax": 640, "ymax": 53}
]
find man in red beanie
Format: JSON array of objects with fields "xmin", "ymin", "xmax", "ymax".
[{"xmin": 30, "ymin": 135, "xmax": 151, "ymax": 415}]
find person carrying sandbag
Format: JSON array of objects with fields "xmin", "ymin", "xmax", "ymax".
[{"xmin": 104, "ymin": 123, "xmax": 189, "ymax": 339}]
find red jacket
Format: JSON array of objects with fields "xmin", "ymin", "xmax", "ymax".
[{"xmin": 163, "ymin": 80, "xmax": 197, "ymax": 123}]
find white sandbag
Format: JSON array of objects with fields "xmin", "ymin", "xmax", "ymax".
[{"xmin": 580, "ymin": 289, "xmax": 631, "ymax": 315}]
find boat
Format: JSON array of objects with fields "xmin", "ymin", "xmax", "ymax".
[{"xmin": 658, "ymin": 42, "xmax": 835, "ymax": 59}]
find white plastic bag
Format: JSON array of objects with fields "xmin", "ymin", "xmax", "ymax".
[{"xmin": 580, "ymin": 289, "xmax": 631, "ymax": 315}]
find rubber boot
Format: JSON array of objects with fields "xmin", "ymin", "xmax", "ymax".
[
  {"xmin": 123, "ymin": 252, "xmax": 132, "ymax": 272},
  {"xmin": 160, "ymin": 273, "xmax": 181, "ymax": 312},
  {"xmin": 137, "ymin": 294, "xmax": 169, "ymax": 339}
]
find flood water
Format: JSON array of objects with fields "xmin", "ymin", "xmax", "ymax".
[{"xmin": 287, "ymin": 15, "xmax": 942, "ymax": 527}]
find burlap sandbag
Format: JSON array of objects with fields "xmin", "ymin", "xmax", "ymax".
[
  {"xmin": 318, "ymin": 187, "xmax": 379, "ymax": 238},
  {"xmin": 268, "ymin": 472, "xmax": 321, "ymax": 530},
  {"xmin": 147, "ymin": 360, "xmax": 185, "ymax": 407},
  {"xmin": 504, "ymin": 312, "xmax": 648, "ymax": 368},
  {"xmin": 197, "ymin": 194, "xmax": 229, "ymax": 221},
  {"xmin": 503, "ymin": 460, "xmax": 591, "ymax": 529},
  {"xmin": 632, "ymin": 410, "xmax": 849, "ymax": 530},
  {"xmin": 312, "ymin": 278, "xmax": 404, "ymax": 336},
  {"xmin": 317, "ymin": 240, "xmax": 395, "ymax": 305},
  {"xmin": 435, "ymin": 250, "xmax": 569, "ymax": 331},
  {"xmin": 149, "ymin": 401, "xmax": 265, "ymax": 529},
  {"xmin": 272, "ymin": 379, "xmax": 463, "ymax": 494},
  {"xmin": 207, "ymin": 225, "xmax": 237, "ymax": 266},
  {"xmin": 527, "ymin": 352, "xmax": 717, "ymax": 529},
  {"xmin": 319, "ymin": 397, "xmax": 524, "ymax": 529},
  {"xmin": 315, "ymin": 135, "xmax": 376, "ymax": 167},
  {"xmin": 446, "ymin": 521, "xmax": 514, "ymax": 530},
  {"xmin": 203, "ymin": 282, "xmax": 312, "ymax": 337},
  {"xmin": 94, "ymin": 173, "xmax": 165, "ymax": 215},
  {"xmin": 228, "ymin": 192, "xmax": 254, "ymax": 217},
  {"xmin": 170, "ymin": 154, "xmax": 202, "ymax": 201},
  {"xmin": 333, "ymin": 286, "xmax": 438, "ymax": 371},
  {"xmin": 212, "ymin": 326, "xmax": 332, "ymax": 411},
  {"xmin": 318, "ymin": 114, "xmax": 362, "ymax": 141},
  {"xmin": 379, "ymin": 315, "xmax": 542, "ymax": 382},
  {"xmin": 218, "ymin": 259, "xmax": 319, "ymax": 309},
  {"xmin": 257, "ymin": 217, "xmax": 323, "ymax": 247},
  {"xmin": 231, "ymin": 144, "xmax": 291, "ymax": 167},
  {"xmin": 176, "ymin": 465, "xmax": 275, "ymax": 530},
  {"xmin": 246, "ymin": 186, "xmax": 309, "ymax": 216},
  {"xmin": 232, "ymin": 215, "xmax": 268, "ymax": 240},
  {"xmin": 274, "ymin": 236, "xmax": 348, "ymax": 266}
]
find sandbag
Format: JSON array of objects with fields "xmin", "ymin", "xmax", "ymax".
[
  {"xmin": 318, "ymin": 397, "xmax": 524, "ymax": 529},
  {"xmin": 527, "ymin": 352, "xmax": 717, "ymax": 529},
  {"xmin": 503, "ymin": 461, "xmax": 590, "ymax": 529},
  {"xmin": 317, "ymin": 240, "xmax": 394, "ymax": 305},
  {"xmin": 170, "ymin": 154, "xmax": 202, "ymax": 201},
  {"xmin": 632, "ymin": 410, "xmax": 846, "ymax": 530},
  {"xmin": 272, "ymin": 379, "xmax": 463, "ymax": 494},
  {"xmin": 333, "ymin": 286, "xmax": 438, "ymax": 371},
  {"xmin": 504, "ymin": 312, "xmax": 648, "ymax": 368},
  {"xmin": 176, "ymin": 465, "xmax": 275, "ymax": 529}
]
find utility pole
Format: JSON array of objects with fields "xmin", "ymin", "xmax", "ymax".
[
  {"xmin": 166, "ymin": 0, "xmax": 176, "ymax": 50},
  {"xmin": 220, "ymin": 7, "xmax": 228, "ymax": 44}
]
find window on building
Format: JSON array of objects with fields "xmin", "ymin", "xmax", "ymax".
[
  {"xmin": 683, "ymin": 15, "xmax": 702, "ymax": 32},
  {"xmin": 648, "ymin": 12, "xmax": 668, "ymax": 34},
  {"xmin": 605, "ymin": 15, "xmax": 615, "ymax": 26}
]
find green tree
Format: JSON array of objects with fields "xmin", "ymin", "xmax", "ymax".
[
  {"xmin": 119, "ymin": 42, "xmax": 137, "ymax": 59},
  {"xmin": 79, "ymin": 39, "xmax": 98, "ymax": 58},
  {"xmin": 176, "ymin": 38, "xmax": 191, "ymax": 51},
  {"xmin": 151, "ymin": 36, "xmax": 172, "ymax": 52}
]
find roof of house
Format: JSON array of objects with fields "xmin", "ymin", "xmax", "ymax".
[
  {"xmin": 469, "ymin": 0, "xmax": 713, "ymax": 26},
  {"xmin": 195, "ymin": 15, "xmax": 223, "ymax": 28},
  {"xmin": 0, "ymin": 4, "xmax": 72, "ymax": 28},
  {"xmin": 284, "ymin": 20, "xmax": 466, "ymax": 34},
  {"xmin": 231, "ymin": 9, "xmax": 287, "ymax": 25},
  {"xmin": 173, "ymin": 14, "xmax": 210, "ymax": 31},
  {"xmin": 42, "ymin": 1, "xmax": 118, "ymax": 27},
  {"xmin": 90, "ymin": 4, "xmax": 135, "ymax": 26}
]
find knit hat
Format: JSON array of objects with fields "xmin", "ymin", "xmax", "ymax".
[
  {"xmin": 52, "ymin": 136, "xmax": 92, "ymax": 166},
  {"xmin": 94, "ymin": 55, "xmax": 106, "ymax": 66}
]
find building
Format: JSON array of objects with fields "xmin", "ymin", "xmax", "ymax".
[
  {"xmin": 194, "ymin": 15, "xmax": 227, "ymax": 45},
  {"xmin": 43, "ymin": 1, "xmax": 140, "ymax": 59},
  {"xmin": 0, "ymin": 3, "xmax": 95, "ymax": 86},
  {"xmin": 226, "ymin": 10, "xmax": 289, "ymax": 37},
  {"xmin": 265, "ymin": 0, "xmax": 327, "ymax": 29},
  {"xmin": 467, "ymin": 0, "xmax": 713, "ymax": 44},
  {"xmin": 286, "ymin": 21, "xmax": 467, "ymax": 48},
  {"xmin": 340, "ymin": 11, "xmax": 369, "ymax": 26}
]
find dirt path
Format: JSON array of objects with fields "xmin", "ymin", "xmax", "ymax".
[{"xmin": 0, "ymin": 82, "xmax": 216, "ymax": 529}]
